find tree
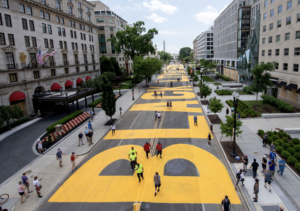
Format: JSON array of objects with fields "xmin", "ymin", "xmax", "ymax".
[
  {"xmin": 11, "ymin": 105, "xmax": 23, "ymax": 121},
  {"xmin": 133, "ymin": 56, "xmax": 163, "ymax": 86},
  {"xmin": 178, "ymin": 47, "xmax": 192, "ymax": 60},
  {"xmin": 209, "ymin": 98, "xmax": 224, "ymax": 119},
  {"xmin": 193, "ymin": 75, "xmax": 199, "ymax": 85},
  {"xmin": 199, "ymin": 83, "xmax": 212, "ymax": 99},
  {"xmin": 107, "ymin": 21, "xmax": 158, "ymax": 61},
  {"xmin": 100, "ymin": 56, "xmax": 115, "ymax": 74},
  {"xmin": 0, "ymin": 105, "xmax": 13, "ymax": 129},
  {"xmin": 158, "ymin": 51, "xmax": 173, "ymax": 62},
  {"xmin": 109, "ymin": 57, "xmax": 123, "ymax": 76},
  {"xmin": 100, "ymin": 76, "xmax": 116, "ymax": 120},
  {"xmin": 199, "ymin": 59, "xmax": 217, "ymax": 73},
  {"xmin": 220, "ymin": 115, "xmax": 243, "ymax": 141},
  {"xmin": 250, "ymin": 62, "xmax": 274, "ymax": 103}
]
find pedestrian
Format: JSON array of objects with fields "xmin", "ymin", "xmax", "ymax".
[
  {"xmin": 119, "ymin": 107, "xmax": 122, "ymax": 116},
  {"xmin": 160, "ymin": 92, "xmax": 162, "ymax": 98},
  {"xmin": 88, "ymin": 121, "xmax": 93, "ymax": 131},
  {"xmin": 263, "ymin": 133, "xmax": 268, "ymax": 147},
  {"xmin": 170, "ymin": 82, "xmax": 173, "ymax": 87},
  {"xmin": 56, "ymin": 148, "xmax": 65, "ymax": 167},
  {"xmin": 84, "ymin": 127, "xmax": 89, "ymax": 141},
  {"xmin": 264, "ymin": 170, "xmax": 272, "ymax": 192},
  {"xmin": 268, "ymin": 159, "xmax": 277, "ymax": 176},
  {"xmin": 37, "ymin": 140, "xmax": 44, "ymax": 154},
  {"xmin": 18, "ymin": 181, "xmax": 28, "ymax": 203},
  {"xmin": 253, "ymin": 179, "xmax": 259, "ymax": 202},
  {"xmin": 221, "ymin": 196, "xmax": 231, "ymax": 211},
  {"xmin": 156, "ymin": 142, "xmax": 162, "ymax": 158},
  {"xmin": 279, "ymin": 205, "xmax": 285, "ymax": 211},
  {"xmin": 155, "ymin": 111, "xmax": 157, "ymax": 120},
  {"xmin": 169, "ymin": 101, "xmax": 172, "ymax": 109},
  {"xmin": 207, "ymin": 133, "xmax": 211, "ymax": 147},
  {"xmin": 154, "ymin": 172, "xmax": 161, "ymax": 196},
  {"xmin": 144, "ymin": 142, "xmax": 151, "ymax": 159},
  {"xmin": 242, "ymin": 155, "xmax": 248, "ymax": 173},
  {"xmin": 78, "ymin": 132, "xmax": 84, "ymax": 146},
  {"xmin": 87, "ymin": 130, "xmax": 94, "ymax": 145},
  {"xmin": 22, "ymin": 172, "xmax": 32, "ymax": 194},
  {"xmin": 135, "ymin": 163, "xmax": 144, "ymax": 182},
  {"xmin": 262, "ymin": 155, "xmax": 267, "ymax": 172},
  {"xmin": 235, "ymin": 169, "xmax": 245, "ymax": 189},
  {"xmin": 231, "ymin": 106, "xmax": 234, "ymax": 113},
  {"xmin": 129, "ymin": 152, "xmax": 137, "ymax": 171},
  {"xmin": 210, "ymin": 122, "xmax": 213, "ymax": 131},
  {"xmin": 226, "ymin": 107, "xmax": 229, "ymax": 116},
  {"xmin": 269, "ymin": 142, "xmax": 276, "ymax": 153},
  {"xmin": 250, "ymin": 159, "xmax": 259, "ymax": 178},
  {"xmin": 33, "ymin": 176, "xmax": 42, "ymax": 198},
  {"xmin": 277, "ymin": 158, "xmax": 286, "ymax": 176},
  {"xmin": 269, "ymin": 149, "xmax": 277, "ymax": 161},
  {"xmin": 71, "ymin": 152, "xmax": 78, "ymax": 171},
  {"xmin": 111, "ymin": 124, "xmax": 116, "ymax": 135},
  {"xmin": 157, "ymin": 112, "xmax": 161, "ymax": 120},
  {"xmin": 186, "ymin": 81, "xmax": 188, "ymax": 87},
  {"xmin": 193, "ymin": 116, "xmax": 198, "ymax": 126},
  {"xmin": 89, "ymin": 109, "xmax": 94, "ymax": 120},
  {"xmin": 128, "ymin": 147, "xmax": 138, "ymax": 158},
  {"xmin": 167, "ymin": 102, "xmax": 169, "ymax": 109}
]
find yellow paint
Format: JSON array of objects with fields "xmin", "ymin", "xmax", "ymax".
[
  {"xmin": 148, "ymin": 87, "xmax": 193, "ymax": 91},
  {"xmin": 157, "ymin": 79, "xmax": 189, "ymax": 82},
  {"xmin": 104, "ymin": 116, "xmax": 211, "ymax": 140},
  {"xmin": 49, "ymin": 144, "xmax": 240, "ymax": 204},
  {"xmin": 141, "ymin": 91, "xmax": 196, "ymax": 100},
  {"xmin": 130, "ymin": 100, "xmax": 202, "ymax": 113}
]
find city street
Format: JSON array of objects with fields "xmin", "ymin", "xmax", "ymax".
[{"xmin": 38, "ymin": 65, "xmax": 246, "ymax": 211}]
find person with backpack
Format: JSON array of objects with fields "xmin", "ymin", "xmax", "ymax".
[
  {"xmin": 262, "ymin": 156, "xmax": 267, "ymax": 173},
  {"xmin": 221, "ymin": 195, "xmax": 231, "ymax": 211},
  {"xmin": 263, "ymin": 133, "xmax": 268, "ymax": 147},
  {"xmin": 235, "ymin": 169, "xmax": 244, "ymax": 189},
  {"xmin": 154, "ymin": 172, "xmax": 161, "ymax": 196},
  {"xmin": 242, "ymin": 156, "xmax": 248, "ymax": 173}
]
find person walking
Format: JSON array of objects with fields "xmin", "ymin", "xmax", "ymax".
[
  {"xmin": 22, "ymin": 172, "xmax": 32, "ymax": 194},
  {"xmin": 169, "ymin": 101, "xmax": 172, "ymax": 110},
  {"xmin": 154, "ymin": 172, "xmax": 161, "ymax": 196},
  {"xmin": 268, "ymin": 159, "xmax": 277, "ymax": 176},
  {"xmin": 250, "ymin": 159, "xmax": 259, "ymax": 178},
  {"xmin": 129, "ymin": 152, "xmax": 137, "ymax": 171},
  {"xmin": 269, "ymin": 149, "xmax": 277, "ymax": 161},
  {"xmin": 269, "ymin": 142, "xmax": 276, "ymax": 153},
  {"xmin": 135, "ymin": 163, "xmax": 144, "ymax": 182},
  {"xmin": 186, "ymin": 82, "xmax": 188, "ymax": 87},
  {"xmin": 242, "ymin": 155, "xmax": 248, "ymax": 173},
  {"xmin": 167, "ymin": 102, "xmax": 169, "ymax": 109},
  {"xmin": 263, "ymin": 133, "xmax": 268, "ymax": 147},
  {"xmin": 111, "ymin": 124, "xmax": 116, "ymax": 135},
  {"xmin": 89, "ymin": 110, "xmax": 94, "ymax": 120},
  {"xmin": 119, "ymin": 107, "xmax": 122, "ymax": 116},
  {"xmin": 264, "ymin": 170, "xmax": 272, "ymax": 192},
  {"xmin": 71, "ymin": 152, "xmax": 78, "ymax": 172},
  {"xmin": 156, "ymin": 142, "xmax": 162, "ymax": 158},
  {"xmin": 144, "ymin": 142, "xmax": 151, "ymax": 159},
  {"xmin": 88, "ymin": 121, "xmax": 93, "ymax": 131},
  {"xmin": 157, "ymin": 112, "xmax": 161, "ymax": 120},
  {"xmin": 194, "ymin": 115, "xmax": 198, "ymax": 126},
  {"xmin": 221, "ymin": 196, "xmax": 231, "ymax": 211},
  {"xmin": 78, "ymin": 132, "xmax": 84, "ymax": 146},
  {"xmin": 207, "ymin": 133, "xmax": 211, "ymax": 147},
  {"xmin": 128, "ymin": 146, "xmax": 138, "ymax": 157},
  {"xmin": 84, "ymin": 127, "xmax": 89, "ymax": 141},
  {"xmin": 262, "ymin": 155, "xmax": 267, "ymax": 172},
  {"xmin": 253, "ymin": 179, "xmax": 259, "ymax": 202},
  {"xmin": 56, "ymin": 148, "xmax": 65, "ymax": 167},
  {"xmin": 210, "ymin": 123, "xmax": 213, "ymax": 131},
  {"xmin": 37, "ymin": 140, "xmax": 44, "ymax": 154},
  {"xmin": 87, "ymin": 130, "xmax": 94, "ymax": 145},
  {"xmin": 33, "ymin": 176, "xmax": 42, "ymax": 198},
  {"xmin": 18, "ymin": 181, "xmax": 28, "ymax": 203},
  {"xmin": 226, "ymin": 107, "xmax": 229, "ymax": 116},
  {"xmin": 160, "ymin": 92, "xmax": 162, "ymax": 98},
  {"xmin": 235, "ymin": 169, "xmax": 245, "ymax": 189},
  {"xmin": 277, "ymin": 158, "xmax": 286, "ymax": 176},
  {"xmin": 170, "ymin": 82, "xmax": 173, "ymax": 87}
]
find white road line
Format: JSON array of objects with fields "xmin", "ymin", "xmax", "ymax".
[{"xmin": 202, "ymin": 203, "xmax": 205, "ymax": 211}]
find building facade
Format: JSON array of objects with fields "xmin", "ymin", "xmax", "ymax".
[
  {"xmin": 91, "ymin": 1, "xmax": 133, "ymax": 73},
  {"xmin": 0, "ymin": 0, "xmax": 100, "ymax": 115},
  {"xmin": 193, "ymin": 37, "xmax": 197, "ymax": 61},
  {"xmin": 171, "ymin": 53, "xmax": 179, "ymax": 60},
  {"xmin": 259, "ymin": 0, "xmax": 300, "ymax": 108},
  {"xmin": 195, "ymin": 26, "xmax": 214, "ymax": 61}
]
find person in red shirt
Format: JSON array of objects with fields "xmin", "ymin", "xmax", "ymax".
[
  {"xmin": 156, "ymin": 142, "xmax": 162, "ymax": 158},
  {"xmin": 70, "ymin": 152, "xmax": 78, "ymax": 172},
  {"xmin": 144, "ymin": 142, "xmax": 151, "ymax": 159}
]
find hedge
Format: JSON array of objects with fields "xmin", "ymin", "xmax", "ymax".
[
  {"xmin": 215, "ymin": 90, "xmax": 232, "ymax": 95},
  {"xmin": 261, "ymin": 95, "xmax": 295, "ymax": 112},
  {"xmin": 88, "ymin": 98, "xmax": 102, "ymax": 107},
  {"xmin": 243, "ymin": 86, "xmax": 252, "ymax": 94},
  {"xmin": 201, "ymin": 76, "xmax": 214, "ymax": 82},
  {"xmin": 216, "ymin": 73, "xmax": 230, "ymax": 81},
  {"xmin": 46, "ymin": 111, "xmax": 83, "ymax": 133},
  {"xmin": 292, "ymin": 138, "xmax": 300, "ymax": 145},
  {"xmin": 0, "ymin": 117, "xmax": 30, "ymax": 134},
  {"xmin": 287, "ymin": 156, "xmax": 298, "ymax": 165},
  {"xmin": 294, "ymin": 145, "xmax": 300, "ymax": 153},
  {"xmin": 226, "ymin": 99, "xmax": 257, "ymax": 118}
]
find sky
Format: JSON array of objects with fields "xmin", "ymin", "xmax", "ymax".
[{"xmin": 90, "ymin": 0, "xmax": 233, "ymax": 54}]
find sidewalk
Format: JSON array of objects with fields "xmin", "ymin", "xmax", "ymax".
[
  {"xmin": 0, "ymin": 76, "xmax": 156, "ymax": 211},
  {"xmin": 195, "ymin": 82, "xmax": 300, "ymax": 211}
]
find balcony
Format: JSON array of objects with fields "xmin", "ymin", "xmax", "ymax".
[
  {"xmin": 75, "ymin": 61, "xmax": 80, "ymax": 65},
  {"xmin": 43, "ymin": 61, "xmax": 56, "ymax": 67},
  {"xmin": 64, "ymin": 61, "xmax": 69, "ymax": 65},
  {"xmin": 7, "ymin": 63, "xmax": 18, "ymax": 69}
]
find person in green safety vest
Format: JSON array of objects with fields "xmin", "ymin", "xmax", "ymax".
[
  {"xmin": 128, "ymin": 147, "xmax": 138, "ymax": 160},
  {"xmin": 129, "ymin": 152, "xmax": 137, "ymax": 171},
  {"xmin": 135, "ymin": 163, "xmax": 144, "ymax": 182}
]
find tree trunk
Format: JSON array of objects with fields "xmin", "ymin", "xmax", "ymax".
[
  {"xmin": 7, "ymin": 120, "xmax": 10, "ymax": 130},
  {"xmin": 256, "ymin": 93, "xmax": 258, "ymax": 105}
]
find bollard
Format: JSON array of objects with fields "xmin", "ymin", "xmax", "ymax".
[{"xmin": 133, "ymin": 202, "xmax": 141, "ymax": 211}]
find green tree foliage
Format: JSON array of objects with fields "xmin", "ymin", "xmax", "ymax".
[
  {"xmin": 109, "ymin": 57, "xmax": 123, "ymax": 76},
  {"xmin": 199, "ymin": 83, "xmax": 212, "ymax": 99},
  {"xmin": 250, "ymin": 62, "xmax": 275, "ymax": 103},
  {"xmin": 158, "ymin": 51, "xmax": 173, "ymax": 62},
  {"xmin": 133, "ymin": 56, "xmax": 163, "ymax": 86},
  {"xmin": 0, "ymin": 105, "xmax": 24, "ymax": 129},
  {"xmin": 193, "ymin": 75, "xmax": 199, "ymax": 84},
  {"xmin": 100, "ymin": 76, "xmax": 116, "ymax": 120},
  {"xmin": 107, "ymin": 21, "xmax": 158, "ymax": 61},
  {"xmin": 199, "ymin": 59, "xmax": 217, "ymax": 72},
  {"xmin": 178, "ymin": 47, "xmax": 192, "ymax": 60},
  {"xmin": 11, "ymin": 105, "xmax": 23, "ymax": 121},
  {"xmin": 100, "ymin": 56, "xmax": 115, "ymax": 74},
  {"xmin": 220, "ymin": 115, "xmax": 243, "ymax": 141},
  {"xmin": 209, "ymin": 98, "xmax": 224, "ymax": 119}
]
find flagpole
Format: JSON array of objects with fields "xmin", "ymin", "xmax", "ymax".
[
  {"xmin": 27, "ymin": 46, "xmax": 41, "ymax": 69},
  {"xmin": 42, "ymin": 48, "xmax": 59, "ymax": 67}
]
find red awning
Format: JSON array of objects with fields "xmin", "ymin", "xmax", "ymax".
[
  {"xmin": 76, "ymin": 78, "xmax": 83, "ymax": 84},
  {"xmin": 65, "ymin": 80, "xmax": 74, "ymax": 87},
  {"xmin": 85, "ymin": 76, "xmax": 91, "ymax": 81},
  {"xmin": 51, "ymin": 83, "xmax": 61, "ymax": 91},
  {"xmin": 9, "ymin": 91, "xmax": 26, "ymax": 102}
]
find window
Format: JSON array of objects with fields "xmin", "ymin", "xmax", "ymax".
[
  {"xmin": 82, "ymin": 25, "xmax": 85, "ymax": 30},
  {"xmin": 262, "ymin": 50, "xmax": 265, "ymax": 56},
  {"xmin": 19, "ymin": 4, "xmax": 25, "ymax": 13},
  {"xmin": 277, "ymin": 20, "xmax": 281, "ymax": 28},
  {"xmin": 2, "ymin": 0, "xmax": 8, "ymax": 8},
  {"xmin": 5, "ymin": 14, "xmax": 12, "ymax": 27},
  {"xmin": 44, "ymin": 39, "xmax": 48, "ymax": 48},
  {"xmin": 64, "ymin": 68, "xmax": 69, "ymax": 74},
  {"xmin": 275, "ymin": 62, "xmax": 279, "ymax": 69},
  {"xmin": 80, "ymin": 33, "xmax": 83, "ymax": 40},
  {"xmin": 110, "ymin": 26, "xmax": 113, "ymax": 31},
  {"xmin": 56, "ymin": 16, "xmax": 60, "ymax": 23},
  {"xmin": 9, "ymin": 73, "xmax": 17, "ymax": 83},
  {"xmin": 41, "ymin": 0, "xmax": 46, "ymax": 5},
  {"xmin": 79, "ymin": 11, "xmax": 82, "ymax": 18},
  {"xmin": 97, "ymin": 18, "xmax": 104, "ymax": 22},
  {"xmin": 27, "ymin": 6, "xmax": 32, "ymax": 15},
  {"xmin": 33, "ymin": 71, "xmax": 40, "ymax": 79},
  {"xmin": 294, "ymin": 64, "xmax": 299, "ymax": 72},
  {"xmin": 45, "ymin": 12, "xmax": 50, "ymax": 20},
  {"xmin": 72, "ymin": 42, "xmax": 74, "ymax": 50},
  {"xmin": 268, "ymin": 49, "xmax": 272, "ymax": 56},
  {"xmin": 29, "ymin": 20, "xmax": 34, "ymax": 31},
  {"xmin": 286, "ymin": 17, "xmax": 291, "ymax": 25},
  {"xmin": 270, "ymin": 9, "xmax": 274, "ymax": 17},
  {"xmin": 22, "ymin": 18, "xmax": 28, "ymax": 30},
  {"xmin": 69, "ymin": 6, "xmax": 72, "ymax": 15},
  {"xmin": 296, "ymin": 31, "xmax": 300, "ymax": 39},
  {"xmin": 64, "ymin": 41, "xmax": 67, "ymax": 49},
  {"xmin": 295, "ymin": 48, "xmax": 300, "ymax": 55},
  {"xmin": 81, "ymin": 43, "xmax": 84, "ymax": 50},
  {"xmin": 32, "ymin": 37, "xmax": 37, "ymax": 47},
  {"xmin": 50, "ymin": 69, "xmax": 56, "ymax": 76},
  {"xmin": 24, "ymin": 36, "xmax": 30, "ymax": 47},
  {"xmin": 76, "ymin": 67, "xmax": 79, "ymax": 72},
  {"xmin": 72, "ymin": 21, "xmax": 75, "ymax": 28},
  {"xmin": 0, "ymin": 14, "xmax": 2, "ymax": 25},
  {"xmin": 61, "ymin": 17, "xmax": 64, "ymax": 24},
  {"xmin": 40, "ymin": 11, "xmax": 45, "ymax": 19},
  {"xmin": 56, "ymin": 0, "xmax": 60, "ymax": 10},
  {"xmin": 85, "ymin": 66, "xmax": 88, "ymax": 71},
  {"xmin": 58, "ymin": 27, "xmax": 61, "ymax": 36},
  {"xmin": 298, "ymin": 13, "xmax": 300, "ymax": 22},
  {"xmin": 263, "ymin": 25, "xmax": 266, "ymax": 32},
  {"xmin": 285, "ymin": 33, "xmax": 290, "ymax": 41},
  {"xmin": 63, "ymin": 54, "xmax": 68, "ymax": 65},
  {"xmin": 62, "ymin": 28, "xmax": 65, "ymax": 36},
  {"xmin": 269, "ymin": 23, "xmax": 273, "ymax": 30},
  {"xmin": 75, "ymin": 43, "xmax": 78, "ymax": 50},
  {"xmin": 276, "ymin": 35, "xmax": 281, "ymax": 42},
  {"xmin": 59, "ymin": 41, "xmax": 63, "ymax": 49},
  {"xmin": 83, "ymin": 34, "xmax": 86, "ymax": 40},
  {"xmin": 74, "ymin": 31, "xmax": 77, "ymax": 39},
  {"xmin": 70, "ymin": 30, "xmax": 73, "ymax": 38},
  {"xmin": 264, "ymin": 13, "xmax": 267, "ymax": 20},
  {"xmin": 87, "ymin": 7, "xmax": 89, "ymax": 12},
  {"xmin": 264, "ymin": 0, "xmax": 267, "ymax": 7},
  {"xmin": 42, "ymin": 23, "xmax": 47, "ymax": 33},
  {"xmin": 287, "ymin": 0, "xmax": 292, "ymax": 10},
  {"xmin": 69, "ymin": 20, "xmax": 72, "ymax": 26},
  {"xmin": 283, "ymin": 63, "xmax": 288, "ymax": 70},
  {"xmin": 84, "ymin": 54, "xmax": 87, "ymax": 62},
  {"xmin": 88, "ymin": 15, "xmax": 90, "ymax": 22},
  {"xmin": 8, "ymin": 34, "xmax": 14, "ymax": 46},
  {"xmin": 275, "ymin": 49, "xmax": 280, "ymax": 56},
  {"xmin": 78, "ymin": 2, "xmax": 81, "ymax": 8},
  {"xmin": 284, "ymin": 48, "xmax": 289, "ymax": 56},
  {"xmin": 99, "ymin": 26, "xmax": 104, "ymax": 31},
  {"xmin": 48, "ymin": 25, "xmax": 52, "ymax": 34},
  {"xmin": 278, "ymin": 5, "xmax": 282, "ymax": 14},
  {"xmin": 269, "ymin": 36, "xmax": 273, "ymax": 43},
  {"xmin": 50, "ymin": 39, "xmax": 54, "ymax": 48},
  {"xmin": 262, "ymin": 38, "xmax": 266, "ymax": 44},
  {"xmin": 74, "ymin": 54, "xmax": 78, "ymax": 63},
  {"xmin": 271, "ymin": 0, "xmax": 274, "ymax": 3}
]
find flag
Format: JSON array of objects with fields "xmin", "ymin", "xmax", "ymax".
[
  {"xmin": 44, "ymin": 50, "xmax": 57, "ymax": 59},
  {"xmin": 37, "ymin": 49, "xmax": 43, "ymax": 64}
]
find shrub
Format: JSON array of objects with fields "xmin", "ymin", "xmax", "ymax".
[
  {"xmin": 281, "ymin": 150, "xmax": 291, "ymax": 159},
  {"xmin": 267, "ymin": 131, "xmax": 273, "ymax": 136},
  {"xmin": 267, "ymin": 137, "xmax": 273, "ymax": 144},
  {"xmin": 273, "ymin": 131, "xmax": 278, "ymax": 135},
  {"xmin": 287, "ymin": 147, "xmax": 296, "ymax": 155},
  {"xmin": 273, "ymin": 141, "xmax": 279, "ymax": 147},
  {"xmin": 295, "ymin": 162, "xmax": 300, "ymax": 172},
  {"xmin": 287, "ymin": 156, "xmax": 298, "ymax": 166},
  {"xmin": 276, "ymin": 146, "xmax": 284, "ymax": 153},
  {"xmin": 258, "ymin": 129, "xmax": 264, "ymax": 136},
  {"xmin": 292, "ymin": 138, "xmax": 300, "ymax": 145},
  {"xmin": 283, "ymin": 132, "xmax": 289, "ymax": 137},
  {"xmin": 282, "ymin": 137, "xmax": 288, "ymax": 143},
  {"xmin": 278, "ymin": 132, "xmax": 284, "ymax": 138},
  {"xmin": 241, "ymin": 113, "xmax": 246, "ymax": 118},
  {"xmin": 202, "ymin": 76, "xmax": 215, "ymax": 82},
  {"xmin": 88, "ymin": 98, "xmax": 102, "ymax": 108},
  {"xmin": 243, "ymin": 86, "xmax": 252, "ymax": 94},
  {"xmin": 216, "ymin": 73, "xmax": 230, "ymax": 81},
  {"xmin": 261, "ymin": 95, "xmax": 295, "ymax": 112},
  {"xmin": 288, "ymin": 142, "xmax": 294, "ymax": 148},
  {"xmin": 215, "ymin": 90, "xmax": 232, "ymax": 95},
  {"xmin": 250, "ymin": 112, "xmax": 257, "ymax": 117},
  {"xmin": 272, "ymin": 135, "xmax": 279, "ymax": 140},
  {"xmin": 0, "ymin": 117, "xmax": 30, "ymax": 134},
  {"xmin": 294, "ymin": 152, "xmax": 300, "ymax": 161},
  {"xmin": 294, "ymin": 145, "xmax": 300, "ymax": 153},
  {"xmin": 282, "ymin": 143, "xmax": 289, "ymax": 150},
  {"xmin": 278, "ymin": 140, "xmax": 285, "ymax": 147}
]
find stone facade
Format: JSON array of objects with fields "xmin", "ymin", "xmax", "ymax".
[{"xmin": 195, "ymin": 26, "xmax": 214, "ymax": 61}]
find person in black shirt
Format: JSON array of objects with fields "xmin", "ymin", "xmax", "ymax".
[
  {"xmin": 250, "ymin": 159, "xmax": 259, "ymax": 178},
  {"xmin": 221, "ymin": 195, "xmax": 231, "ymax": 211},
  {"xmin": 262, "ymin": 156, "xmax": 267, "ymax": 172},
  {"xmin": 243, "ymin": 155, "xmax": 248, "ymax": 173}
]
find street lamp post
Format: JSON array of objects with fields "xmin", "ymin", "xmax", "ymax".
[
  {"xmin": 200, "ymin": 68, "xmax": 203, "ymax": 87},
  {"xmin": 231, "ymin": 91, "xmax": 240, "ymax": 158}
]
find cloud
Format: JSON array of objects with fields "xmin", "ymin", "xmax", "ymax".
[
  {"xmin": 115, "ymin": 5, "xmax": 125, "ymax": 11},
  {"xmin": 145, "ymin": 13, "xmax": 167, "ymax": 23},
  {"xmin": 194, "ymin": 6, "xmax": 222, "ymax": 25},
  {"xmin": 159, "ymin": 30, "xmax": 182, "ymax": 35},
  {"xmin": 133, "ymin": 3, "xmax": 143, "ymax": 10},
  {"xmin": 143, "ymin": 0, "xmax": 178, "ymax": 15}
]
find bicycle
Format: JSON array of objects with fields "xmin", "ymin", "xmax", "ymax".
[{"xmin": 0, "ymin": 193, "xmax": 9, "ymax": 204}]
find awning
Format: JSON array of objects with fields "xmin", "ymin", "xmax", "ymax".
[
  {"xmin": 296, "ymin": 89, "xmax": 300, "ymax": 94},
  {"xmin": 85, "ymin": 76, "xmax": 91, "ymax": 81},
  {"xmin": 65, "ymin": 80, "xmax": 73, "ymax": 88},
  {"xmin": 277, "ymin": 81, "xmax": 287, "ymax": 88},
  {"xmin": 9, "ymin": 91, "xmax": 26, "ymax": 102},
  {"xmin": 285, "ymin": 83, "xmax": 298, "ymax": 91},
  {"xmin": 76, "ymin": 78, "xmax": 83, "ymax": 84},
  {"xmin": 51, "ymin": 83, "xmax": 61, "ymax": 91}
]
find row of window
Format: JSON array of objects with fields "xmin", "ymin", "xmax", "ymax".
[
  {"xmin": 263, "ymin": 1, "xmax": 300, "ymax": 20},
  {"xmin": 263, "ymin": 14, "xmax": 300, "ymax": 32},
  {"xmin": 273, "ymin": 63, "xmax": 299, "ymax": 72},
  {"xmin": 96, "ymin": 18, "xmax": 125, "ymax": 28},
  {"xmin": 98, "ymin": 26, "xmax": 122, "ymax": 32},
  {"xmin": 261, "ymin": 47, "xmax": 300, "ymax": 57},
  {"xmin": 262, "ymin": 31, "xmax": 300, "ymax": 44}
]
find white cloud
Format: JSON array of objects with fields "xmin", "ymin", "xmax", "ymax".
[
  {"xmin": 133, "ymin": 3, "xmax": 143, "ymax": 10},
  {"xmin": 194, "ymin": 6, "xmax": 222, "ymax": 25},
  {"xmin": 143, "ymin": 0, "xmax": 178, "ymax": 15},
  {"xmin": 115, "ymin": 5, "xmax": 125, "ymax": 11},
  {"xmin": 145, "ymin": 13, "xmax": 167, "ymax": 23}
]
